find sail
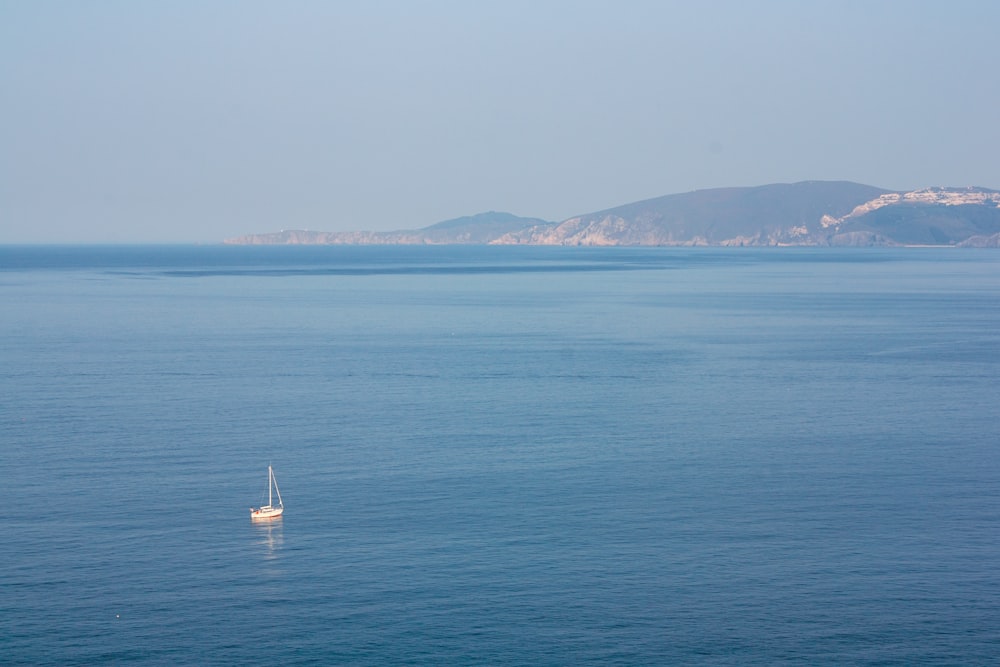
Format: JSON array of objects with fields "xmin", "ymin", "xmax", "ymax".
[{"xmin": 270, "ymin": 466, "xmax": 284, "ymax": 509}]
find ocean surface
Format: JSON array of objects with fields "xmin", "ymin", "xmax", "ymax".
[{"xmin": 2, "ymin": 245, "xmax": 999, "ymax": 665}]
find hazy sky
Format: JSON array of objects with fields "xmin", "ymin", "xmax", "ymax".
[{"xmin": 2, "ymin": 1, "xmax": 999, "ymax": 243}]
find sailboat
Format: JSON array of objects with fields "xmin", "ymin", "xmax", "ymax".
[{"xmin": 250, "ymin": 465, "xmax": 284, "ymax": 520}]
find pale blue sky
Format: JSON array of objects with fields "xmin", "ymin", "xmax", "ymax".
[{"xmin": 2, "ymin": 0, "xmax": 998, "ymax": 243}]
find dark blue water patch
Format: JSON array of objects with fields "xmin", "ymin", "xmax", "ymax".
[{"xmin": 154, "ymin": 262, "xmax": 659, "ymax": 278}]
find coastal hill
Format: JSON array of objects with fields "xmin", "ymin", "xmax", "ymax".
[
  {"xmin": 230, "ymin": 212, "xmax": 551, "ymax": 246},
  {"xmin": 224, "ymin": 181, "xmax": 1000, "ymax": 247}
]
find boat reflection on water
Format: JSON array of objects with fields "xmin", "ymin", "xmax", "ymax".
[{"xmin": 252, "ymin": 517, "xmax": 284, "ymax": 561}]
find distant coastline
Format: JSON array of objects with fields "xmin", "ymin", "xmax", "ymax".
[{"xmin": 225, "ymin": 181, "xmax": 1000, "ymax": 248}]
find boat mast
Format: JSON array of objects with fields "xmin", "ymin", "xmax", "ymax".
[{"xmin": 268, "ymin": 465, "xmax": 273, "ymax": 507}]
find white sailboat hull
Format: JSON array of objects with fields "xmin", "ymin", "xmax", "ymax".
[{"xmin": 250, "ymin": 505, "xmax": 283, "ymax": 520}]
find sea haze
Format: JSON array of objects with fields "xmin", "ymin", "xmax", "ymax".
[{"xmin": 2, "ymin": 245, "xmax": 999, "ymax": 665}]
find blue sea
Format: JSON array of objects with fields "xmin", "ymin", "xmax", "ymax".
[{"xmin": 2, "ymin": 245, "xmax": 999, "ymax": 665}]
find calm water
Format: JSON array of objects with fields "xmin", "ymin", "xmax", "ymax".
[{"xmin": 2, "ymin": 245, "xmax": 999, "ymax": 665}]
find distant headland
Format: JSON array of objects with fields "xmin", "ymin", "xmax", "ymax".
[{"xmin": 224, "ymin": 181, "xmax": 1000, "ymax": 247}]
